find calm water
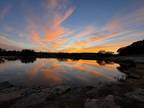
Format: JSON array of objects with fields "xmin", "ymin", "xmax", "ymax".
[{"xmin": 0, "ymin": 58, "xmax": 126, "ymax": 87}]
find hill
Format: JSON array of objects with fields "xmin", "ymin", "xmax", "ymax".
[{"xmin": 117, "ymin": 40, "xmax": 144, "ymax": 55}]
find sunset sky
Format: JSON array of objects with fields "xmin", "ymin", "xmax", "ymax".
[{"xmin": 0, "ymin": 0, "xmax": 144, "ymax": 52}]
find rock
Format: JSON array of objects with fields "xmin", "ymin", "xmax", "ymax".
[
  {"xmin": 42, "ymin": 88, "xmax": 51, "ymax": 94},
  {"xmin": 61, "ymin": 88, "xmax": 71, "ymax": 95},
  {"xmin": 125, "ymin": 88, "xmax": 144, "ymax": 102},
  {"xmin": 85, "ymin": 86, "xmax": 95, "ymax": 90},
  {"xmin": 0, "ymin": 87, "xmax": 17, "ymax": 93},
  {"xmin": 86, "ymin": 86, "xmax": 112, "ymax": 98},
  {"xmin": 0, "ymin": 81, "xmax": 13, "ymax": 90},
  {"xmin": 21, "ymin": 88, "xmax": 41, "ymax": 96},
  {"xmin": 85, "ymin": 95, "xmax": 120, "ymax": 108},
  {"xmin": 52, "ymin": 85, "xmax": 71, "ymax": 94},
  {"xmin": 47, "ymin": 85, "xmax": 71, "ymax": 96},
  {"xmin": 13, "ymin": 92, "xmax": 47, "ymax": 108},
  {"xmin": 44, "ymin": 86, "xmax": 71, "ymax": 101},
  {"xmin": 0, "ymin": 90, "xmax": 22, "ymax": 102},
  {"xmin": 86, "ymin": 88, "xmax": 99, "ymax": 98}
]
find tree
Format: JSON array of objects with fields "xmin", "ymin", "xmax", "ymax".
[{"xmin": 21, "ymin": 49, "xmax": 36, "ymax": 56}]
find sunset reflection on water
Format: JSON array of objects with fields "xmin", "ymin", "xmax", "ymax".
[{"xmin": 0, "ymin": 58, "xmax": 126, "ymax": 87}]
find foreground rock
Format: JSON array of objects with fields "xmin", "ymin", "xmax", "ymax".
[{"xmin": 85, "ymin": 95, "xmax": 120, "ymax": 108}]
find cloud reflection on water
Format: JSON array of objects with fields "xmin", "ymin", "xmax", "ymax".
[{"xmin": 0, "ymin": 58, "xmax": 126, "ymax": 87}]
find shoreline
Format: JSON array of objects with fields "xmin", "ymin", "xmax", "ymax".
[
  {"xmin": 1, "ymin": 55, "xmax": 144, "ymax": 63},
  {"xmin": 0, "ymin": 61, "xmax": 144, "ymax": 108}
]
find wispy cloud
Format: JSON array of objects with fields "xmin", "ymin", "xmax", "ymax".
[
  {"xmin": 105, "ymin": 7, "xmax": 144, "ymax": 32},
  {"xmin": 27, "ymin": 0, "xmax": 75, "ymax": 51},
  {"xmin": 0, "ymin": 34, "xmax": 23, "ymax": 50},
  {"xmin": 0, "ymin": 0, "xmax": 144, "ymax": 52},
  {"xmin": 60, "ymin": 7, "xmax": 144, "ymax": 52}
]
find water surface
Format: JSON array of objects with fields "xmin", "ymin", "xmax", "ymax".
[{"xmin": 0, "ymin": 58, "xmax": 126, "ymax": 87}]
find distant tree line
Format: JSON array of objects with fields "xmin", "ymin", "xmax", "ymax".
[
  {"xmin": 0, "ymin": 39, "xmax": 143, "ymax": 58},
  {"xmin": 0, "ymin": 49, "xmax": 36, "ymax": 56},
  {"xmin": 0, "ymin": 48, "xmax": 115, "ymax": 60}
]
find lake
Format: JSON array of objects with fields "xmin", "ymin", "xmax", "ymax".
[
  {"xmin": 0, "ymin": 57, "xmax": 144, "ymax": 108},
  {"xmin": 0, "ymin": 58, "xmax": 126, "ymax": 88}
]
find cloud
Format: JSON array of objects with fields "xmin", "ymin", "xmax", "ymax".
[
  {"xmin": 64, "ymin": 28, "xmax": 144, "ymax": 53},
  {"xmin": 105, "ymin": 7, "xmax": 144, "ymax": 32},
  {"xmin": 30, "ymin": 1, "xmax": 143, "ymax": 53},
  {"xmin": 27, "ymin": 0, "xmax": 75, "ymax": 51},
  {"xmin": 60, "ymin": 7, "xmax": 144, "ymax": 53},
  {"xmin": 71, "ymin": 26, "xmax": 97, "ymax": 38},
  {"xmin": 0, "ymin": 35, "xmax": 23, "ymax": 50},
  {"xmin": 62, "ymin": 42, "xmax": 125, "ymax": 53},
  {"xmin": 60, "ymin": 28, "xmax": 119, "ymax": 50},
  {"xmin": 47, "ymin": 0, "xmax": 60, "ymax": 8},
  {"xmin": 1, "ymin": 0, "xmax": 143, "ymax": 52}
]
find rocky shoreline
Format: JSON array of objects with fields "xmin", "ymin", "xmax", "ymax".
[{"xmin": 0, "ymin": 79, "xmax": 144, "ymax": 108}]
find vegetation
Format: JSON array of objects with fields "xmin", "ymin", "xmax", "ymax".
[
  {"xmin": 0, "ymin": 39, "xmax": 144, "ymax": 59},
  {"xmin": 117, "ymin": 40, "xmax": 144, "ymax": 55},
  {"xmin": 0, "ymin": 49, "xmax": 114, "ymax": 59}
]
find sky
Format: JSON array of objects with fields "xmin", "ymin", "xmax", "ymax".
[{"xmin": 0, "ymin": 0, "xmax": 144, "ymax": 53}]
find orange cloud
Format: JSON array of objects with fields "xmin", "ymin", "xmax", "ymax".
[
  {"xmin": 44, "ymin": 26, "xmax": 65, "ymax": 41},
  {"xmin": 61, "ymin": 6, "xmax": 144, "ymax": 53},
  {"xmin": 27, "ymin": 0, "xmax": 75, "ymax": 51},
  {"xmin": 23, "ymin": 1, "xmax": 144, "ymax": 53},
  {"xmin": 66, "ymin": 32, "xmax": 119, "ymax": 50},
  {"xmin": 89, "ymin": 32, "xmax": 118, "ymax": 42},
  {"xmin": 63, "ymin": 42, "xmax": 127, "ymax": 53}
]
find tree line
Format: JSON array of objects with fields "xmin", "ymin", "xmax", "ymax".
[{"xmin": 0, "ymin": 39, "xmax": 144, "ymax": 58}]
